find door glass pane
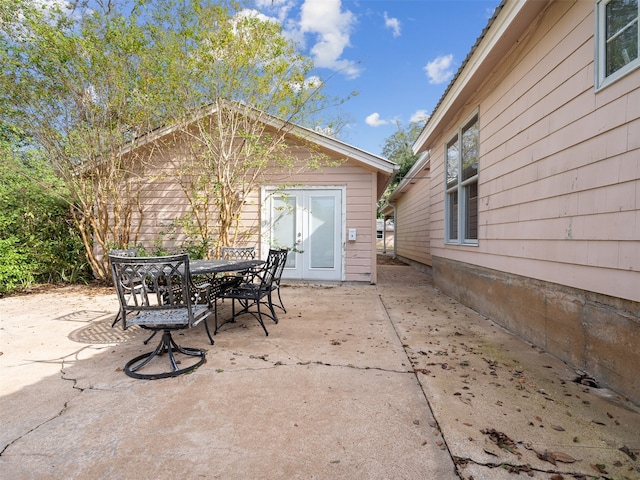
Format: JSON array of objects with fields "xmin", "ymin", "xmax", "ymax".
[
  {"xmin": 309, "ymin": 196, "xmax": 335, "ymax": 268},
  {"xmin": 272, "ymin": 195, "xmax": 296, "ymax": 268}
]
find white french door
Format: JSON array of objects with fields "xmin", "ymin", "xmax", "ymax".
[{"xmin": 263, "ymin": 187, "xmax": 344, "ymax": 281}]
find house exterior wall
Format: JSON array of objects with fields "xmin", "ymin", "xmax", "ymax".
[
  {"xmin": 474, "ymin": 1, "xmax": 639, "ymax": 304},
  {"xmin": 394, "ymin": 169, "xmax": 432, "ymax": 267},
  {"xmin": 131, "ymin": 136, "xmax": 381, "ymax": 283},
  {"xmin": 260, "ymin": 146, "xmax": 379, "ymax": 283},
  {"xmin": 429, "ymin": 0, "xmax": 639, "ymax": 303},
  {"xmin": 397, "ymin": 1, "xmax": 639, "ymax": 402}
]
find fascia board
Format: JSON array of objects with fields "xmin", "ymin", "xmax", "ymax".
[
  {"xmin": 290, "ymin": 124, "xmax": 398, "ymax": 175},
  {"xmin": 245, "ymin": 104, "xmax": 397, "ymax": 174}
]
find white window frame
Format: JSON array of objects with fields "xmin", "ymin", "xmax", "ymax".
[
  {"xmin": 444, "ymin": 112, "xmax": 479, "ymax": 246},
  {"xmin": 595, "ymin": 0, "xmax": 640, "ymax": 90}
]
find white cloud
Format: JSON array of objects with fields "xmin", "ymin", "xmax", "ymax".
[
  {"xmin": 290, "ymin": 75, "xmax": 323, "ymax": 92},
  {"xmin": 424, "ymin": 54, "xmax": 455, "ymax": 84},
  {"xmin": 255, "ymin": 0, "xmax": 296, "ymax": 23},
  {"xmin": 255, "ymin": 0, "xmax": 286, "ymax": 6},
  {"xmin": 296, "ymin": 0, "xmax": 360, "ymax": 79},
  {"xmin": 314, "ymin": 125, "xmax": 338, "ymax": 138},
  {"xmin": 365, "ymin": 112, "xmax": 389, "ymax": 127},
  {"xmin": 236, "ymin": 8, "xmax": 278, "ymax": 23},
  {"xmin": 410, "ymin": 110, "xmax": 429, "ymax": 124},
  {"xmin": 35, "ymin": 0, "xmax": 86, "ymax": 21},
  {"xmin": 383, "ymin": 12, "xmax": 401, "ymax": 37}
]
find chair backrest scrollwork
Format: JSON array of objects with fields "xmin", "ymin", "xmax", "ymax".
[{"xmin": 221, "ymin": 246, "xmax": 256, "ymax": 260}]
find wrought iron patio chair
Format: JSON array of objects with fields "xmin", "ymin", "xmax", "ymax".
[
  {"xmin": 269, "ymin": 248, "xmax": 288, "ymax": 313},
  {"xmin": 218, "ymin": 245, "xmax": 259, "ymax": 288},
  {"xmin": 109, "ymin": 248, "xmax": 140, "ymax": 327},
  {"xmin": 217, "ymin": 249, "xmax": 281, "ymax": 336},
  {"xmin": 109, "ymin": 253, "xmax": 211, "ymax": 379},
  {"xmin": 202, "ymin": 275, "xmax": 245, "ymax": 341}
]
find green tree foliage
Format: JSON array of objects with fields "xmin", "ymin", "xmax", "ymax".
[
  {"xmin": 142, "ymin": 1, "xmax": 345, "ymax": 256},
  {"xmin": 0, "ymin": 125, "xmax": 89, "ymax": 295},
  {"xmin": 1, "ymin": 0, "xmax": 345, "ymax": 275},
  {"xmin": 378, "ymin": 120, "xmax": 425, "ymax": 215},
  {"xmin": 382, "ymin": 121, "xmax": 425, "ymax": 187},
  {"xmin": 1, "ymin": 0, "xmax": 163, "ymax": 279}
]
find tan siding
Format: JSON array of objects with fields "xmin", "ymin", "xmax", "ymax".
[
  {"xmin": 395, "ymin": 170, "xmax": 432, "ymax": 266},
  {"xmin": 417, "ymin": 1, "xmax": 640, "ymax": 302},
  {"xmin": 125, "ymin": 131, "xmax": 382, "ymax": 282}
]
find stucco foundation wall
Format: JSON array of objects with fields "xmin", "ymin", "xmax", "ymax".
[{"xmin": 433, "ymin": 256, "xmax": 640, "ymax": 404}]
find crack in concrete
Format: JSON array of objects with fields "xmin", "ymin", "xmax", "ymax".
[
  {"xmin": 0, "ymin": 401, "xmax": 71, "ymax": 457},
  {"xmin": 296, "ymin": 360, "xmax": 414, "ymax": 374},
  {"xmin": 216, "ymin": 350, "xmax": 415, "ymax": 374},
  {"xmin": 61, "ymin": 356, "xmax": 85, "ymax": 392},
  {"xmin": 1, "ymin": 346, "xmax": 104, "ymax": 457}
]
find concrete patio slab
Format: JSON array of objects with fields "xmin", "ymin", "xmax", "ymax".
[{"xmin": 1, "ymin": 258, "xmax": 638, "ymax": 479}]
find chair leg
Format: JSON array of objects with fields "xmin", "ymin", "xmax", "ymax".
[
  {"xmin": 111, "ymin": 310, "xmax": 122, "ymax": 327},
  {"xmin": 276, "ymin": 287, "xmax": 286, "ymax": 313},
  {"xmin": 204, "ymin": 301, "xmax": 216, "ymax": 344},
  {"xmin": 124, "ymin": 329, "xmax": 205, "ymax": 380},
  {"xmin": 266, "ymin": 292, "xmax": 279, "ymax": 324},
  {"xmin": 143, "ymin": 330, "xmax": 157, "ymax": 345},
  {"xmin": 254, "ymin": 300, "xmax": 269, "ymax": 336}
]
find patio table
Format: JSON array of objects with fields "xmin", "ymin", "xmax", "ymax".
[{"xmin": 189, "ymin": 258, "xmax": 264, "ymax": 276}]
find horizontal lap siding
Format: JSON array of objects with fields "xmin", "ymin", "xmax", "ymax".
[
  {"xmin": 137, "ymin": 161, "xmax": 194, "ymax": 249},
  {"xmin": 428, "ymin": 144, "xmax": 446, "ymax": 250},
  {"xmin": 395, "ymin": 172, "xmax": 432, "ymax": 266},
  {"xmin": 432, "ymin": 1, "xmax": 640, "ymax": 302}
]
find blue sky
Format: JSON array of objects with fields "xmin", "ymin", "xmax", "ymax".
[{"xmin": 252, "ymin": 0, "xmax": 501, "ymax": 157}]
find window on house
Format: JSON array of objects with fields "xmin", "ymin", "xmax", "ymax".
[
  {"xmin": 596, "ymin": 0, "xmax": 639, "ymax": 89},
  {"xmin": 445, "ymin": 114, "xmax": 478, "ymax": 245}
]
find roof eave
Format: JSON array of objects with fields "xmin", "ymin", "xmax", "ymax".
[
  {"xmin": 413, "ymin": 0, "xmax": 550, "ymax": 154},
  {"xmin": 122, "ymin": 99, "xmax": 396, "ymax": 176},
  {"xmin": 387, "ymin": 150, "xmax": 430, "ymax": 202},
  {"xmin": 284, "ymin": 122, "xmax": 398, "ymax": 175}
]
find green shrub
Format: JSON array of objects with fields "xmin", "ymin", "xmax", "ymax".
[
  {"xmin": 0, "ymin": 237, "xmax": 37, "ymax": 293},
  {"xmin": 0, "ymin": 138, "xmax": 91, "ymax": 295}
]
